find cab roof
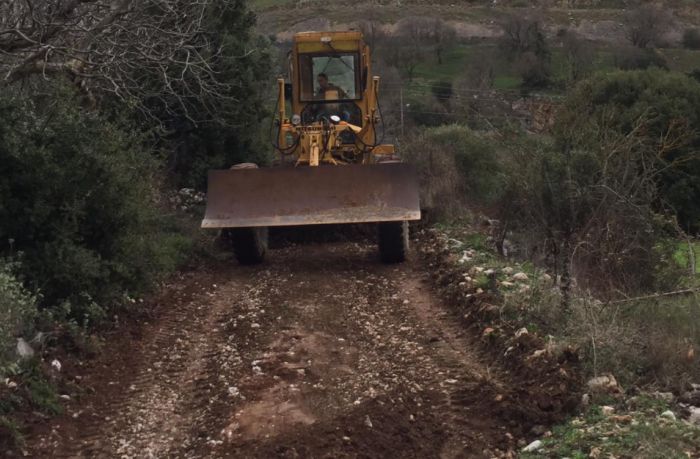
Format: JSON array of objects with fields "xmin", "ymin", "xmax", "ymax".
[{"xmin": 293, "ymin": 31, "xmax": 363, "ymax": 43}]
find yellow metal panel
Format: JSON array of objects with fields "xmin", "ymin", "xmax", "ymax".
[
  {"xmin": 372, "ymin": 144, "xmax": 395, "ymax": 155},
  {"xmin": 297, "ymin": 41, "xmax": 359, "ymax": 53},
  {"xmin": 294, "ymin": 31, "xmax": 362, "ymax": 42}
]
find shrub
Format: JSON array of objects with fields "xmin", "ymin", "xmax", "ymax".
[
  {"xmin": 431, "ymin": 80, "xmax": 453, "ymax": 106},
  {"xmin": 500, "ymin": 123, "xmax": 680, "ymax": 298},
  {"xmin": 406, "ymin": 93, "xmax": 455, "ymax": 127},
  {"xmin": 558, "ymin": 69, "xmax": 700, "ymax": 233},
  {"xmin": 516, "ymin": 51, "xmax": 551, "ymax": 89},
  {"xmin": 402, "ymin": 125, "xmax": 504, "ymax": 219},
  {"xmin": 0, "ymin": 260, "xmax": 37, "ymax": 374},
  {"xmin": 0, "ymin": 85, "xmax": 190, "ymax": 326},
  {"xmin": 683, "ymin": 28, "xmax": 700, "ymax": 50},
  {"xmin": 616, "ymin": 47, "xmax": 668, "ymax": 70},
  {"xmin": 499, "ymin": 13, "xmax": 552, "ymax": 90}
]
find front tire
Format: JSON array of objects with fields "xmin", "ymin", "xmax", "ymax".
[
  {"xmin": 223, "ymin": 227, "xmax": 268, "ymax": 265},
  {"xmin": 378, "ymin": 221, "xmax": 409, "ymax": 263}
]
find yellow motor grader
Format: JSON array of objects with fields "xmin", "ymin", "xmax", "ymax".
[{"xmin": 202, "ymin": 31, "xmax": 420, "ymax": 264}]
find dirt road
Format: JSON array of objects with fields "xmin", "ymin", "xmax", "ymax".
[{"xmin": 28, "ymin": 240, "xmax": 531, "ymax": 458}]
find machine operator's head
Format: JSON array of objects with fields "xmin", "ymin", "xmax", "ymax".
[{"xmin": 317, "ymin": 73, "xmax": 330, "ymax": 90}]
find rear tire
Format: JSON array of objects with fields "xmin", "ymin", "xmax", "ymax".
[
  {"xmin": 378, "ymin": 221, "xmax": 409, "ymax": 263},
  {"xmin": 223, "ymin": 227, "xmax": 268, "ymax": 265}
]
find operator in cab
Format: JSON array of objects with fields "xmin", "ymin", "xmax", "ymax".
[{"xmin": 316, "ymin": 73, "xmax": 347, "ymax": 100}]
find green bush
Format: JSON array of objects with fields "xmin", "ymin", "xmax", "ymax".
[
  {"xmin": 406, "ymin": 93, "xmax": 455, "ymax": 127},
  {"xmin": 616, "ymin": 47, "xmax": 668, "ymax": 70},
  {"xmin": 558, "ymin": 69, "xmax": 700, "ymax": 233},
  {"xmin": 683, "ymin": 28, "xmax": 700, "ymax": 50},
  {"xmin": 402, "ymin": 125, "xmax": 503, "ymax": 219},
  {"xmin": 150, "ymin": 1, "xmax": 273, "ymax": 189},
  {"xmin": 0, "ymin": 86, "xmax": 190, "ymax": 326},
  {"xmin": 430, "ymin": 126, "xmax": 504, "ymax": 203},
  {"xmin": 431, "ymin": 80, "xmax": 453, "ymax": 105},
  {"xmin": 0, "ymin": 260, "xmax": 36, "ymax": 373}
]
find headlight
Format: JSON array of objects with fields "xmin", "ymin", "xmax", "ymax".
[{"xmin": 291, "ymin": 114, "xmax": 301, "ymax": 126}]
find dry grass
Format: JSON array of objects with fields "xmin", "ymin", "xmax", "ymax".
[{"xmin": 503, "ymin": 275, "xmax": 700, "ymax": 390}]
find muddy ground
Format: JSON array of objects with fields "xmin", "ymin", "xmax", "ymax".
[{"xmin": 22, "ymin": 237, "xmax": 568, "ymax": 458}]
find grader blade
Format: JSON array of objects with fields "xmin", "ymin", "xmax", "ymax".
[{"xmin": 201, "ymin": 163, "xmax": 420, "ymax": 228}]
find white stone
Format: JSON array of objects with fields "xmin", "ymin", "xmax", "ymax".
[
  {"xmin": 512, "ymin": 272, "xmax": 529, "ymax": 281},
  {"xmin": 687, "ymin": 406, "xmax": 700, "ymax": 425},
  {"xmin": 586, "ymin": 374, "xmax": 621, "ymax": 394},
  {"xmin": 51, "ymin": 359, "xmax": 62, "ymax": 372},
  {"xmin": 522, "ymin": 440, "xmax": 543, "ymax": 452},
  {"xmin": 515, "ymin": 327, "xmax": 529, "ymax": 338},
  {"xmin": 16, "ymin": 338, "xmax": 34, "ymax": 359},
  {"xmin": 660, "ymin": 410, "xmax": 676, "ymax": 421},
  {"xmin": 581, "ymin": 393, "xmax": 590, "ymax": 407}
]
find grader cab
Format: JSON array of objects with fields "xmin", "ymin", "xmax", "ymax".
[{"xmin": 202, "ymin": 31, "xmax": 420, "ymax": 263}]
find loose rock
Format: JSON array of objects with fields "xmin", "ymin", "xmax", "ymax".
[
  {"xmin": 522, "ymin": 440, "xmax": 543, "ymax": 452},
  {"xmin": 16, "ymin": 338, "xmax": 34, "ymax": 359},
  {"xmin": 586, "ymin": 374, "xmax": 622, "ymax": 395}
]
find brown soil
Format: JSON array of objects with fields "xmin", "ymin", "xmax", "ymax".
[{"xmin": 21, "ymin": 239, "xmax": 576, "ymax": 458}]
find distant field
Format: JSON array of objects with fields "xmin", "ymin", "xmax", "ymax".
[
  {"xmin": 251, "ymin": 0, "xmax": 700, "ymax": 33},
  {"xmin": 252, "ymin": 1, "xmax": 630, "ymax": 34},
  {"xmin": 406, "ymin": 41, "xmax": 700, "ymax": 93},
  {"xmin": 255, "ymin": 0, "xmax": 700, "ymax": 98}
]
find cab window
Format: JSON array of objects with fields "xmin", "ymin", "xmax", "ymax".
[{"xmin": 299, "ymin": 53, "xmax": 360, "ymax": 102}]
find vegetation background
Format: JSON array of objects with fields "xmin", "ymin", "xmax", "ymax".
[{"xmin": 2, "ymin": 0, "xmax": 700, "ymax": 454}]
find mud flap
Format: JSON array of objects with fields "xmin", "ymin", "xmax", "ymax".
[{"xmin": 201, "ymin": 163, "xmax": 421, "ymax": 228}]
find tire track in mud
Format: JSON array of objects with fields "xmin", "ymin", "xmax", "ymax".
[
  {"xmin": 51, "ymin": 275, "xmax": 246, "ymax": 458},
  {"xmin": 28, "ymin": 241, "xmax": 529, "ymax": 458}
]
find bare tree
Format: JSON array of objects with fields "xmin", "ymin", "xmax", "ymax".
[
  {"xmin": 499, "ymin": 13, "xmax": 550, "ymax": 89},
  {"xmin": 624, "ymin": 4, "xmax": 672, "ymax": 48},
  {"xmin": 499, "ymin": 13, "xmax": 549, "ymax": 60},
  {"xmin": 382, "ymin": 35, "xmax": 425, "ymax": 82},
  {"xmin": 561, "ymin": 29, "xmax": 593, "ymax": 81},
  {"xmin": 394, "ymin": 16, "xmax": 455, "ymax": 65},
  {"xmin": 0, "ymin": 0, "xmax": 255, "ymax": 123},
  {"xmin": 396, "ymin": 16, "xmax": 432, "ymax": 46},
  {"xmin": 430, "ymin": 18, "xmax": 456, "ymax": 65}
]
